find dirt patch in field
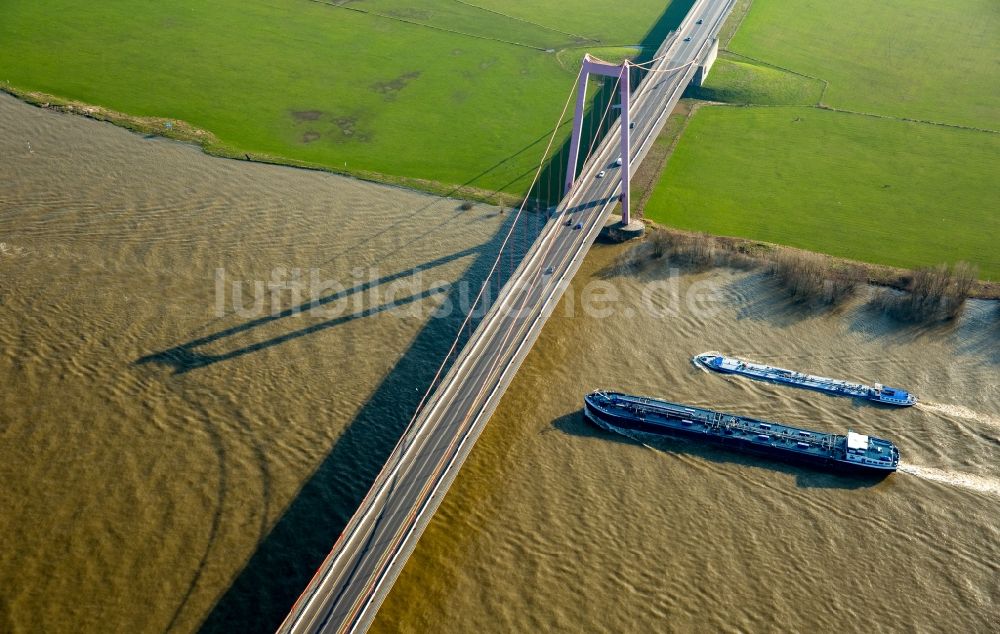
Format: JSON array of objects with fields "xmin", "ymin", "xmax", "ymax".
[
  {"xmin": 370, "ymin": 71, "xmax": 422, "ymax": 101},
  {"xmin": 330, "ymin": 115, "xmax": 371, "ymax": 143},
  {"xmin": 386, "ymin": 8, "xmax": 431, "ymax": 21},
  {"xmin": 291, "ymin": 110, "xmax": 324, "ymax": 122},
  {"xmin": 301, "ymin": 131, "xmax": 321, "ymax": 143}
]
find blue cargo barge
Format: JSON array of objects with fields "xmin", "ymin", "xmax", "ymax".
[
  {"xmin": 695, "ymin": 353, "xmax": 916, "ymax": 407},
  {"xmin": 584, "ymin": 391, "xmax": 899, "ymax": 474}
]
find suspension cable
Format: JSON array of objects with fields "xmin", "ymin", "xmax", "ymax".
[
  {"xmin": 456, "ymin": 61, "xmax": 633, "ymax": 424},
  {"xmin": 629, "ymin": 59, "xmax": 696, "ymax": 73},
  {"xmin": 581, "ymin": 69, "xmax": 623, "ymax": 167},
  {"xmin": 401, "ymin": 50, "xmax": 682, "ymax": 442},
  {"xmin": 402, "ymin": 65, "xmax": 583, "ymax": 431}
]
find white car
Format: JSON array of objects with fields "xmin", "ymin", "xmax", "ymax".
[
  {"xmin": 613, "ymin": 157, "xmax": 623, "ymax": 167},
  {"xmin": 597, "ymin": 170, "xmax": 606, "ymax": 178}
]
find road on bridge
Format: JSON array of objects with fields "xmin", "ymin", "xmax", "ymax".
[{"xmin": 280, "ymin": 0, "xmax": 736, "ymax": 631}]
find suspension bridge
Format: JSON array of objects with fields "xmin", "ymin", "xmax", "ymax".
[{"xmin": 279, "ymin": 0, "xmax": 735, "ymax": 631}]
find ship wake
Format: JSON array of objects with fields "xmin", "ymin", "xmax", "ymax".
[
  {"xmin": 898, "ymin": 463, "xmax": 1000, "ymax": 498},
  {"xmin": 916, "ymin": 401, "xmax": 1000, "ymax": 431}
]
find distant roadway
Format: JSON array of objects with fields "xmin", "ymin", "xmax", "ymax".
[{"xmin": 279, "ymin": 0, "xmax": 736, "ymax": 631}]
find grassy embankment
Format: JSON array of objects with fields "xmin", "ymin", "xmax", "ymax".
[
  {"xmin": 0, "ymin": 0, "xmax": 677, "ymax": 204},
  {"xmin": 642, "ymin": 0, "xmax": 1000, "ymax": 281}
]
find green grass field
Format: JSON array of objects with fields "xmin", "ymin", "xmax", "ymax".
[
  {"xmin": 0, "ymin": 0, "xmax": 679, "ymax": 195},
  {"xmin": 646, "ymin": 0, "xmax": 1000, "ymax": 279},
  {"xmin": 647, "ymin": 107, "xmax": 1000, "ymax": 277},
  {"xmin": 729, "ymin": 0, "xmax": 1000, "ymax": 129},
  {"xmin": 689, "ymin": 54, "xmax": 824, "ymax": 106}
]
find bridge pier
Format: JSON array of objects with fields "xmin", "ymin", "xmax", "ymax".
[
  {"xmin": 691, "ymin": 38, "xmax": 719, "ymax": 87},
  {"xmin": 564, "ymin": 55, "xmax": 637, "ymax": 226},
  {"xmin": 601, "ymin": 214, "xmax": 645, "ymax": 242}
]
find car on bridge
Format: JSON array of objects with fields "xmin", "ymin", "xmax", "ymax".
[{"xmin": 597, "ymin": 170, "xmax": 606, "ymax": 178}]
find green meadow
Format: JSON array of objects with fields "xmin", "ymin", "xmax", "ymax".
[
  {"xmin": 0, "ymin": 0, "xmax": 679, "ymax": 195},
  {"xmin": 690, "ymin": 55, "xmax": 824, "ymax": 106},
  {"xmin": 651, "ymin": 107, "xmax": 999, "ymax": 277},
  {"xmin": 646, "ymin": 0, "xmax": 1000, "ymax": 278},
  {"xmin": 729, "ymin": 0, "xmax": 999, "ymax": 128}
]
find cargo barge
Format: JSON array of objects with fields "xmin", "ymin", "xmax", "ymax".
[
  {"xmin": 584, "ymin": 391, "xmax": 899, "ymax": 474},
  {"xmin": 694, "ymin": 353, "xmax": 916, "ymax": 407}
]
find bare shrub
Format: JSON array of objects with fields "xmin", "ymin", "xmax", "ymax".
[
  {"xmin": 459, "ymin": 201, "xmax": 474, "ymax": 211},
  {"xmin": 769, "ymin": 251, "xmax": 858, "ymax": 306},
  {"xmin": 872, "ymin": 261, "xmax": 977, "ymax": 322},
  {"xmin": 725, "ymin": 251, "xmax": 758, "ymax": 271},
  {"xmin": 668, "ymin": 232, "xmax": 718, "ymax": 269},
  {"xmin": 950, "ymin": 262, "xmax": 977, "ymax": 316},
  {"xmin": 615, "ymin": 228, "xmax": 762, "ymax": 275},
  {"xmin": 648, "ymin": 227, "xmax": 670, "ymax": 259}
]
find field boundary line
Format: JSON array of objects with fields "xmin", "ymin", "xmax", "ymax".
[
  {"xmin": 815, "ymin": 105, "xmax": 1000, "ymax": 135},
  {"xmin": 449, "ymin": 0, "xmax": 598, "ymax": 43},
  {"xmin": 682, "ymin": 99, "xmax": 1000, "ymax": 135},
  {"xmin": 306, "ymin": 0, "xmax": 552, "ymax": 52},
  {"xmin": 721, "ymin": 46, "xmax": 997, "ymax": 134},
  {"xmin": 718, "ymin": 0, "xmax": 754, "ymax": 49},
  {"xmin": 716, "ymin": 0, "xmax": 830, "ymax": 104},
  {"xmin": 721, "ymin": 50, "xmax": 830, "ymax": 104}
]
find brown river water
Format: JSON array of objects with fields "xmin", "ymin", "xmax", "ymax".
[{"xmin": 2, "ymin": 93, "xmax": 998, "ymax": 633}]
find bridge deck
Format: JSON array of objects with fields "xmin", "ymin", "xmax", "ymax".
[{"xmin": 279, "ymin": 1, "xmax": 737, "ymax": 631}]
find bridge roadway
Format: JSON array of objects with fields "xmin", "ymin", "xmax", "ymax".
[{"xmin": 279, "ymin": 0, "xmax": 736, "ymax": 631}]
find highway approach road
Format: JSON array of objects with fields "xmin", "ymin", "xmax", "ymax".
[{"xmin": 279, "ymin": 0, "xmax": 736, "ymax": 631}]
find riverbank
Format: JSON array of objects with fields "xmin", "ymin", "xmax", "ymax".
[
  {"xmin": 0, "ymin": 0, "xmax": 688, "ymax": 200},
  {"xmin": 0, "ymin": 84, "xmax": 524, "ymax": 209},
  {"xmin": 13, "ymin": 80, "xmax": 995, "ymax": 306},
  {"xmin": 621, "ymin": 223, "xmax": 1000, "ymax": 301}
]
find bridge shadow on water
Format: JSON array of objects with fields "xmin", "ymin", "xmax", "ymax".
[
  {"xmin": 193, "ymin": 4, "xmax": 697, "ymax": 632},
  {"xmin": 192, "ymin": 210, "xmax": 528, "ymax": 633},
  {"xmin": 137, "ymin": 247, "xmax": 481, "ymax": 373},
  {"xmin": 551, "ymin": 411, "xmax": 889, "ymax": 490}
]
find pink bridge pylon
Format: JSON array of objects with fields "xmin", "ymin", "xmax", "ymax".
[{"xmin": 564, "ymin": 54, "xmax": 633, "ymax": 225}]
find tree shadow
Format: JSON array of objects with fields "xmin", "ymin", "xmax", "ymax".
[
  {"xmin": 953, "ymin": 301, "xmax": 1000, "ymax": 365},
  {"xmin": 847, "ymin": 297, "xmax": 1000, "ymax": 367},
  {"xmin": 726, "ymin": 272, "xmax": 847, "ymax": 328},
  {"xmin": 551, "ymin": 410, "xmax": 890, "ymax": 490}
]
